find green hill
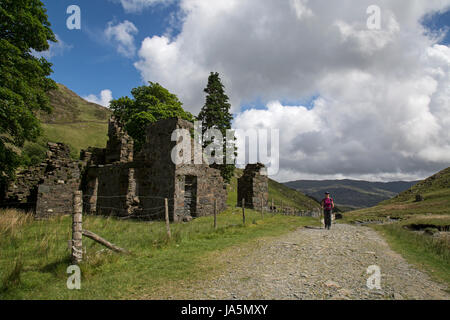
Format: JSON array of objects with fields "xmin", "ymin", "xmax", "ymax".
[
  {"xmin": 284, "ymin": 179, "xmax": 418, "ymax": 211},
  {"xmin": 21, "ymin": 84, "xmax": 111, "ymax": 163},
  {"xmin": 41, "ymin": 84, "xmax": 111, "ymax": 157},
  {"xmin": 344, "ymin": 167, "xmax": 450, "ymax": 222},
  {"xmin": 384, "ymin": 167, "xmax": 450, "ymax": 204}
]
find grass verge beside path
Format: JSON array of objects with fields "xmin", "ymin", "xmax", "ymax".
[
  {"xmin": 370, "ymin": 223, "xmax": 450, "ymax": 289},
  {"xmin": 0, "ymin": 208, "xmax": 319, "ymax": 299}
]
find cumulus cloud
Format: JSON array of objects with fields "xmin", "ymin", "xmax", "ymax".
[
  {"xmin": 133, "ymin": 0, "xmax": 450, "ymax": 181},
  {"xmin": 83, "ymin": 90, "xmax": 113, "ymax": 108},
  {"xmin": 113, "ymin": 0, "xmax": 173, "ymax": 13},
  {"xmin": 105, "ymin": 20, "xmax": 139, "ymax": 58},
  {"xmin": 234, "ymin": 44, "xmax": 450, "ymax": 181}
]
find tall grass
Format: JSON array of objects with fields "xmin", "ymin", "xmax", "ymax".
[{"xmin": 0, "ymin": 209, "xmax": 34, "ymax": 237}]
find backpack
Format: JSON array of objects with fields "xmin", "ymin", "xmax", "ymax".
[{"xmin": 323, "ymin": 198, "xmax": 333, "ymax": 210}]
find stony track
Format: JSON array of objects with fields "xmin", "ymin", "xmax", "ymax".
[{"xmin": 167, "ymin": 223, "xmax": 449, "ymax": 300}]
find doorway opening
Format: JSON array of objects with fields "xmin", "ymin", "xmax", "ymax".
[{"xmin": 184, "ymin": 176, "xmax": 197, "ymax": 217}]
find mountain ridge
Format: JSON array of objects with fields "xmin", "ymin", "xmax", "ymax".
[{"xmin": 284, "ymin": 179, "xmax": 420, "ymax": 210}]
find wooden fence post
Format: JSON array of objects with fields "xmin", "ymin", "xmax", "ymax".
[
  {"xmin": 242, "ymin": 198, "xmax": 246, "ymax": 225},
  {"xmin": 214, "ymin": 199, "xmax": 217, "ymax": 230},
  {"xmin": 281, "ymin": 200, "xmax": 283, "ymax": 215},
  {"xmin": 165, "ymin": 198, "xmax": 171, "ymax": 239},
  {"xmin": 72, "ymin": 191, "xmax": 83, "ymax": 264},
  {"xmin": 272, "ymin": 198, "xmax": 274, "ymax": 213}
]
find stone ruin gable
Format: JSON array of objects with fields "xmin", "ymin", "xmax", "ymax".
[
  {"xmin": 135, "ymin": 117, "xmax": 228, "ymax": 222},
  {"xmin": 105, "ymin": 116, "xmax": 133, "ymax": 164},
  {"xmin": 237, "ymin": 163, "xmax": 269, "ymax": 210},
  {"xmin": 35, "ymin": 143, "xmax": 82, "ymax": 218},
  {"xmin": 1, "ymin": 142, "xmax": 82, "ymax": 217},
  {"xmin": 131, "ymin": 118, "xmax": 180, "ymax": 220}
]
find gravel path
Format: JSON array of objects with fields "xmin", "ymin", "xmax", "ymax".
[{"xmin": 172, "ymin": 223, "xmax": 449, "ymax": 300}]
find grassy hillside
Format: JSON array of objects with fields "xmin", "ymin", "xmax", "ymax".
[
  {"xmin": 384, "ymin": 167, "xmax": 450, "ymax": 204},
  {"xmin": 343, "ymin": 167, "xmax": 450, "ymax": 287},
  {"xmin": 42, "ymin": 84, "xmax": 111, "ymax": 157},
  {"xmin": 228, "ymin": 169, "xmax": 320, "ymax": 211},
  {"xmin": 284, "ymin": 179, "xmax": 418, "ymax": 210},
  {"xmin": 22, "ymin": 84, "xmax": 111, "ymax": 161}
]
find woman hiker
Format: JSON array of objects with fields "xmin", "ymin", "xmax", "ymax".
[{"xmin": 321, "ymin": 192, "xmax": 335, "ymax": 230}]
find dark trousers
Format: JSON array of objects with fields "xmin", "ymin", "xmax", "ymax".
[{"xmin": 324, "ymin": 209, "xmax": 332, "ymax": 228}]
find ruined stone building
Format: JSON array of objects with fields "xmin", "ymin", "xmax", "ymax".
[
  {"xmin": 81, "ymin": 117, "xmax": 228, "ymax": 222},
  {"xmin": 1, "ymin": 117, "xmax": 229, "ymax": 222},
  {"xmin": 1, "ymin": 116, "xmax": 270, "ymax": 222}
]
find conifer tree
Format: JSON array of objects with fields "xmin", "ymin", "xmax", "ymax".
[{"xmin": 198, "ymin": 72, "xmax": 236, "ymax": 183}]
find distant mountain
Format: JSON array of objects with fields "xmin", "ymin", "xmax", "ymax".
[{"xmin": 283, "ymin": 179, "xmax": 419, "ymax": 211}]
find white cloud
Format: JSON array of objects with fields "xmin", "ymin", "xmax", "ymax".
[
  {"xmin": 105, "ymin": 20, "xmax": 139, "ymax": 58},
  {"xmin": 234, "ymin": 44, "xmax": 450, "ymax": 182},
  {"xmin": 114, "ymin": 0, "xmax": 173, "ymax": 13},
  {"xmin": 83, "ymin": 90, "xmax": 113, "ymax": 108},
  {"xmin": 133, "ymin": 0, "xmax": 450, "ymax": 181},
  {"xmin": 32, "ymin": 34, "xmax": 73, "ymax": 59}
]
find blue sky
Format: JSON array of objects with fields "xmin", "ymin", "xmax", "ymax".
[
  {"xmin": 42, "ymin": 1, "xmax": 449, "ymax": 112},
  {"xmin": 38, "ymin": 1, "xmax": 450, "ymax": 182},
  {"xmin": 42, "ymin": 0, "xmax": 179, "ymax": 102}
]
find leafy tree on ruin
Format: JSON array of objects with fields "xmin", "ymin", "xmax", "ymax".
[
  {"xmin": 198, "ymin": 72, "xmax": 237, "ymax": 183},
  {"xmin": 0, "ymin": 0, "xmax": 57, "ymax": 185},
  {"xmin": 109, "ymin": 82, "xmax": 194, "ymax": 151}
]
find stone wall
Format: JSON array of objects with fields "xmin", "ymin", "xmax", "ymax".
[
  {"xmin": 80, "ymin": 147, "xmax": 106, "ymax": 166},
  {"xmin": 35, "ymin": 143, "xmax": 81, "ymax": 218},
  {"xmin": 2, "ymin": 165, "xmax": 45, "ymax": 210},
  {"xmin": 105, "ymin": 116, "xmax": 133, "ymax": 164},
  {"xmin": 1, "ymin": 142, "xmax": 81, "ymax": 217},
  {"xmin": 175, "ymin": 165, "xmax": 227, "ymax": 222},
  {"xmin": 237, "ymin": 163, "xmax": 269, "ymax": 209},
  {"xmin": 83, "ymin": 163, "xmax": 137, "ymax": 217}
]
